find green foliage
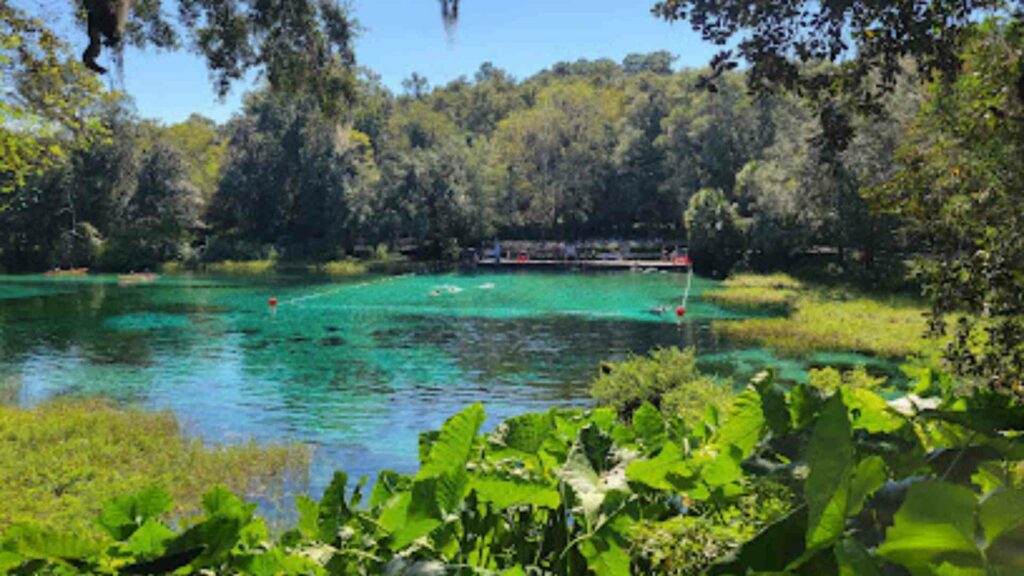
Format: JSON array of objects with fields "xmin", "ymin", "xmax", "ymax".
[
  {"xmin": 3, "ymin": 47, "xmax": 918, "ymax": 272},
  {"xmin": 712, "ymin": 274, "xmax": 933, "ymax": 358},
  {"xmin": 0, "ymin": 400, "xmax": 310, "ymax": 536},
  {"xmin": 1, "ymin": 360, "xmax": 1022, "ymax": 575},
  {"xmin": 590, "ymin": 347, "xmax": 731, "ymax": 421},
  {"xmin": 204, "ymin": 260, "xmax": 277, "ymax": 275},
  {"xmin": 868, "ymin": 21, "xmax": 1024, "ymax": 398},
  {"xmin": 684, "ymin": 188, "xmax": 744, "ymax": 277},
  {"xmin": 311, "ymin": 260, "xmax": 369, "ymax": 277},
  {"xmin": 653, "ymin": 0, "xmax": 1011, "ymax": 156},
  {"xmin": 0, "ymin": 5, "xmax": 106, "ymax": 197}
]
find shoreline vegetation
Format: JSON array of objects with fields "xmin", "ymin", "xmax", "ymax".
[
  {"xmin": 161, "ymin": 258, "xmax": 380, "ymax": 276},
  {"xmin": 709, "ymin": 273, "xmax": 933, "ymax": 358},
  {"xmin": 0, "ymin": 401, "xmax": 310, "ymax": 536}
]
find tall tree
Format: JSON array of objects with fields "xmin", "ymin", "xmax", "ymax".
[{"xmin": 869, "ymin": 21, "xmax": 1024, "ymax": 396}]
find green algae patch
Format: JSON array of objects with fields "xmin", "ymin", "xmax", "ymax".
[{"xmin": 0, "ymin": 401, "xmax": 310, "ymax": 536}]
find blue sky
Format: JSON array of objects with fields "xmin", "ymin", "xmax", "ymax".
[{"xmin": 31, "ymin": 0, "xmax": 719, "ymax": 124}]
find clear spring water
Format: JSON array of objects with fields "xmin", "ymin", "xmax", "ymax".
[{"xmin": 0, "ymin": 271, "xmax": 898, "ymax": 494}]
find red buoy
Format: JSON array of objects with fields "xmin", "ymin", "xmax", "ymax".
[
  {"xmin": 268, "ymin": 297, "xmax": 278, "ymax": 307},
  {"xmin": 675, "ymin": 306, "xmax": 687, "ymax": 318}
]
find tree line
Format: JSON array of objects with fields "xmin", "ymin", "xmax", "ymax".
[{"xmin": 1, "ymin": 49, "xmax": 923, "ymax": 275}]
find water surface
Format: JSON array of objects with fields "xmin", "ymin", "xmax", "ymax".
[{"xmin": 0, "ymin": 271, "xmax": 894, "ymax": 493}]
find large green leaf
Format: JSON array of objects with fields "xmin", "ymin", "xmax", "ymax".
[
  {"xmin": 703, "ymin": 445, "xmax": 745, "ymax": 488},
  {"xmin": 470, "ymin": 472, "xmax": 560, "ymax": 509},
  {"xmin": 418, "ymin": 403, "xmax": 486, "ymax": 479},
  {"xmin": 166, "ymin": 516, "xmax": 246, "ymax": 569},
  {"xmin": 378, "ymin": 489, "xmax": 443, "ymax": 550},
  {"xmin": 625, "ymin": 442, "xmax": 691, "ymax": 492},
  {"xmin": 125, "ymin": 519, "xmax": 174, "ymax": 557},
  {"xmin": 751, "ymin": 370, "xmax": 791, "ymax": 438},
  {"xmin": 370, "ymin": 470, "xmax": 411, "ymax": 509},
  {"xmin": 202, "ymin": 486, "xmax": 254, "ymax": 521},
  {"xmin": 978, "ymin": 487, "xmax": 1024, "ymax": 545},
  {"xmin": 877, "ymin": 481, "xmax": 983, "ymax": 575},
  {"xmin": 804, "ymin": 395, "xmax": 853, "ymax": 551},
  {"xmin": 559, "ymin": 448, "xmax": 604, "ymax": 517},
  {"xmin": 578, "ymin": 423, "xmax": 615, "ymax": 473},
  {"xmin": 788, "ymin": 384, "xmax": 823, "ymax": 431},
  {"xmin": 295, "ymin": 496, "xmax": 320, "ymax": 540},
  {"xmin": 847, "ymin": 456, "xmax": 887, "ymax": 517},
  {"xmin": 435, "ymin": 467, "xmax": 469, "ymax": 515},
  {"xmin": 98, "ymin": 487, "xmax": 174, "ymax": 541},
  {"xmin": 7, "ymin": 525, "xmax": 99, "ymax": 563},
  {"xmin": 317, "ymin": 471, "xmax": 352, "ymax": 542},
  {"xmin": 835, "ymin": 538, "xmax": 881, "ymax": 576},
  {"xmin": 240, "ymin": 548, "xmax": 322, "ymax": 576},
  {"xmin": 980, "ymin": 489, "xmax": 1024, "ymax": 575},
  {"xmin": 498, "ymin": 411, "xmax": 556, "ymax": 454},
  {"xmin": 579, "ymin": 513, "xmax": 633, "ymax": 576},
  {"xmin": 843, "ymin": 388, "xmax": 904, "ymax": 434},
  {"xmin": 716, "ymin": 388, "xmax": 766, "ymax": 458},
  {"xmin": 986, "ymin": 524, "xmax": 1024, "ymax": 575}
]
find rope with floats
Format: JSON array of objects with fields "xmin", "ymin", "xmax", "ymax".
[
  {"xmin": 675, "ymin": 253, "xmax": 694, "ymax": 319},
  {"xmin": 268, "ymin": 274, "xmax": 411, "ymax": 311}
]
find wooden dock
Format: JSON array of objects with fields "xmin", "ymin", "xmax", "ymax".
[{"xmin": 477, "ymin": 258, "xmax": 690, "ymax": 271}]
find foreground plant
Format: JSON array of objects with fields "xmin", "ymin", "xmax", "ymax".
[{"xmin": 2, "ymin": 361, "xmax": 1021, "ymax": 575}]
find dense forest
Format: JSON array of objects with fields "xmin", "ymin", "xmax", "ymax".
[{"xmin": 2, "ymin": 49, "xmax": 918, "ymax": 275}]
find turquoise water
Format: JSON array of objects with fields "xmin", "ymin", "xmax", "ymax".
[{"xmin": 0, "ymin": 271, "xmax": 895, "ymax": 493}]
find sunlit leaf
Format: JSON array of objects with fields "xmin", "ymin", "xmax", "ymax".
[
  {"xmin": 804, "ymin": 395, "xmax": 853, "ymax": 551},
  {"xmin": 418, "ymin": 403, "xmax": 485, "ymax": 479},
  {"xmin": 877, "ymin": 481, "xmax": 983, "ymax": 574}
]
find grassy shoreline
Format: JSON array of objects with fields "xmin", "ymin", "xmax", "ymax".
[
  {"xmin": 709, "ymin": 273, "xmax": 933, "ymax": 358},
  {"xmin": 0, "ymin": 400, "xmax": 310, "ymax": 535}
]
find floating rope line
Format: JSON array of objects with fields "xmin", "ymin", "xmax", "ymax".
[
  {"xmin": 277, "ymin": 274, "xmax": 411, "ymax": 308},
  {"xmin": 682, "ymin": 264, "xmax": 694, "ymax": 308},
  {"xmin": 674, "ymin": 263, "xmax": 695, "ymax": 319}
]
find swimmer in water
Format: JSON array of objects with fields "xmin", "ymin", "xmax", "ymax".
[
  {"xmin": 429, "ymin": 289, "xmax": 442, "ymax": 297},
  {"xmin": 649, "ymin": 305, "xmax": 668, "ymax": 316}
]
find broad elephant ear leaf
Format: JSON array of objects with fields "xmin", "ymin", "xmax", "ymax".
[
  {"xmin": 98, "ymin": 487, "xmax": 174, "ymax": 541},
  {"xmin": 835, "ymin": 538, "xmax": 881, "ymax": 576},
  {"xmin": 804, "ymin": 395, "xmax": 853, "ymax": 551},
  {"xmin": 716, "ymin": 387, "xmax": 765, "ymax": 457},
  {"xmin": 979, "ymin": 487, "xmax": 1024, "ymax": 573},
  {"xmin": 4, "ymin": 525, "xmax": 99, "ymax": 563},
  {"xmin": 497, "ymin": 410, "xmax": 556, "ymax": 454},
  {"xmin": 124, "ymin": 519, "xmax": 175, "ymax": 558},
  {"xmin": 876, "ymin": 481, "xmax": 984, "ymax": 574},
  {"xmin": 418, "ymin": 403, "xmax": 485, "ymax": 479}
]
